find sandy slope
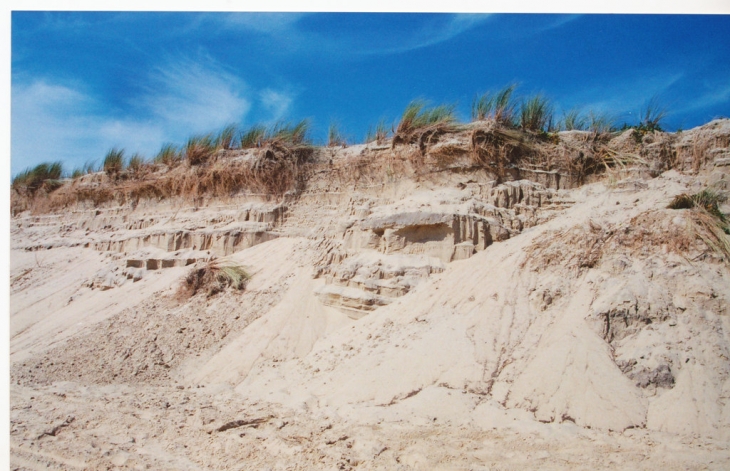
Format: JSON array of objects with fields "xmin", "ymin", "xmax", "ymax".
[
  {"xmin": 9, "ymin": 123, "xmax": 730, "ymax": 469},
  {"xmin": 235, "ymin": 173, "xmax": 729, "ymax": 439}
]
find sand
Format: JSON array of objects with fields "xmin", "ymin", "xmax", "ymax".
[{"xmin": 9, "ymin": 120, "xmax": 730, "ymax": 469}]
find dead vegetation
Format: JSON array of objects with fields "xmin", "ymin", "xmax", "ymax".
[
  {"xmin": 470, "ymin": 124, "xmax": 533, "ymax": 180},
  {"xmin": 669, "ymin": 188, "xmax": 728, "ymax": 224},
  {"xmin": 523, "ymin": 193, "xmax": 730, "ymax": 275},
  {"xmin": 10, "ymin": 114, "xmax": 730, "ymax": 215},
  {"xmin": 16, "ymin": 138, "xmax": 314, "ymax": 213},
  {"xmin": 391, "ymin": 100, "xmax": 460, "ymax": 152},
  {"xmin": 668, "ymin": 188, "xmax": 730, "ymax": 258},
  {"xmin": 179, "ymin": 259, "xmax": 250, "ymax": 299},
  {"xmin": 522, "ymin": 219, "xmax": 614, "ymax": 274}
]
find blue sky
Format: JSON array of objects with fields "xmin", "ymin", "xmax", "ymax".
[{"xmin": 10, "ymin": 12, "xmax": 730, "ymax": 177}]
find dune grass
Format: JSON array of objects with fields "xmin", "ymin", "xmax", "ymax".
[
  {"xmin": 620, "ymin": 98, "xmax": 670, "ymax": 143},
  {"xmin": 103, "ymin": 148, "xmax": 125, "ymax": 175},
  {"xmin": 240, "ymin": 125, "xmax": 267, "ymax": 149},
  {"xmin": 391, "ymin": 99, "xmax": 458, "ymax": 153},
  {"xmin": 128, "ymin": 153, "xmax": 145, "ymax": 172},
  {"xmin": 638, "ymin": 97, "xmax": 668, "ymax": 133},
  {"xmin": 184, "ymin": 134, "xmax": 217, "ymax": 166},
  {"xmin": 691, "ymin": 209, "xmax": 730, "ymax": 259},
  {"xmin": 472, "ymin": 84, "xmax": 518, "ymax": 126},
  {"xmin": 669, "ymin": 188, "xmax": 728, "ymax": 227},
  {"xmin": 12, "ymin": 161, "xmax": 64, "ymax": 193},
  {"xmin": 365, "ymin": 119, "xmax": 389, "ymax": 144},
  {"xmin": 216, "ymin": 124, "xmax": 237, "ymax": 150},
  {"xmin": 269, "ymin": 120, "xmax": 310, "ymax": 146},
  {"xmin": 7, "ymin": 89, "xmax": 701, "ymax": 214},
  {"xmin": 588, "ymin": 111, "xmax": 616, "ymax": 134},
  {"xmin": 180, "ymin": 125, "xmax": 239, "ymax": 166},
  {"xmin": 667, "ymin": 188, "xmax": 730, "ymax": 262},
  {"xmin": 519, "ymin": 95, "xmax": 554, "ymax": 132},
  {"xmin": 328, "ymin": 123, "xmax": 346, "ymax": 147},
  {"xmin": 84, "ymin": 160, "xmax": 98, "ymax": 174},
  {"xmin": 561, "ymin": 109, "xmax": 587, "ymax": 131},
  {"xmin": 70, "ymin": 160, "xmax": 98, "ymax": 179},
  {"xmin": 396, "ymin": 100, "xmax": 456, "ymax": 136},
  {"xmin": 240, "ymin": 120, "xmax": 311, "ymax": 149},
  {"xmin": 155, "ymin": 143, "xmax": 181, "ymax": 167}
]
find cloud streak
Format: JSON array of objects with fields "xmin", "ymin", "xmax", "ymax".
[
  {"xmin": 11, "ymin": 81, "xmax": 166, "ymax": 176},
  {"xmin": 142, "ymin": 57, "xmax": 252, "ymax": 135},
  {"xmin": 200, "ymin": 13, "xmax": 490, "ymax": 57},
  {"xmin": 674, "ymin": 81, "xmax": 730, "ymax": 116},
  {"xmin": 360, "ymin": 14, "xmax": 491, "ymax": 55},
  {"xmin": 560, "ymin": 71, "xmax": 685, "ymax": 121},
  {"xmin": 214, "ymin": 12, "xmax": 306, "ymax": 34},
  {"xmin": 11, "ymin": 55, "xmax": 297, "ymax": 176},
  {"xmin": 259, "ymin": 89, "xmax": 294, "ymax": 123}
]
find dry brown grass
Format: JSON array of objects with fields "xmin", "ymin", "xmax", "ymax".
[
  {"xmin": 682, "ymin": 138, "xmax": 713, "ymax": 173},
  {"xmin": 178, "ymin": 259, "xmax": 250, "ymax": 299},
  {"xmin": 470, "ymin": 125, "xmax": 533, "ymax": 181},
  {"xmin": 392, "ymin": 101, "xmax": 459, "ymax": 154},
  {"xmin": 427, "ymin": 142, "xmax": 471, "ymax": 169},
  {"xmin": 690, "ymin": 210, "xmax": 730, "ymax": 261},
  {"xmin": 523, "ymin": 208, "xmax": 730, "ymax": 275},
  {"xmin": 39, "ymin": 141, "xmax": 314, "ymax": 211},
  {"xmin": 185, "ymin": 134, "xmax": 218, "ymax": 166},
  {"xmin": 241, "ymin": 142, "xmax": 311, "ymax": 194},
  {"xmin": 13, "ymin": 119, "xmax": 729, "ymax": 215}
]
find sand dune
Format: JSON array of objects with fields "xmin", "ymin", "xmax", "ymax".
[{"xmin": 9, "ymin": 120, "xmax": 730, "ymax": 469}]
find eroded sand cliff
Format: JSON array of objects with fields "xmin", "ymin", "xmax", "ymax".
[{"xmin": 10, "ymin": 120, "xmax": 730, "ymax": 469}]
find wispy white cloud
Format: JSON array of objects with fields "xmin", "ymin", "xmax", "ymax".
[
  {"xmin": 560, "ymin": 71, "xmax": 685, "ymax": 122},
  {"xmin": 34, "ymin": 11, "xmax": 101, "ymax": 32},
  {"xmin": 11, "ymin": 56, "xmax": 297, "ymax": 176},
  {"xmin": 674, "ymin": 81, "xmax": 730, "ymax": 115},
  {"xmin": 358, "ymin": 14, "xmax": 491, "ymax": 55},
  {"xmin": 11, "ymin": 81, "xmax": 165, "ymax": 176},
  {"xmin": 201, "ymin": 12, "xmax": 489, "ymax": 57},
  {"xmin": 142, "ymin": 57, "xmax": 252, "ymax": 135},
  {"xmin": 259, "ymin": 89, "xmax": 294, "ymax": 123},
  {"xmin": 96, "ymin": 120, "xmax": 166, "ymax": 153},
  {"xmin": 215, "ymin": 12, "xmax": 306, "ymax": 34},
  {"xmin": 535, "ymin": 14, "xmax": 582, "ymax": 33}
]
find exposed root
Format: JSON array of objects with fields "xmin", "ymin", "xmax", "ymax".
[{"xmin": 471, "ymin": 125, "xmax": 532, "ymax": 181}]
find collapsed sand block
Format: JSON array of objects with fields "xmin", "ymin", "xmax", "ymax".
[
  {"xmin": 123, "ymin": 267, "xmax": 145, "ymax": 282},
  {"xmin": 314, "ymin": 284, "xmax": 391, "ymax": 319},
  {"xmin": 452, "ymin": 241, "xmax": 475, "ymax": 261},
  {"xmin": 316, "ymin": 252, "xmax": 445, "ymax": 315}
]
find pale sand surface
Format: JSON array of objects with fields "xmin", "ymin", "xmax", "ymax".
[{"xmin": 9, "ymin": 122, "xmax": 730, "ymax": 469}]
